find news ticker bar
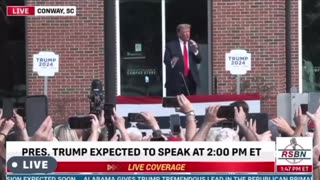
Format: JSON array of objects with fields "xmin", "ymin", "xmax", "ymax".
[
  {"xmin": 7, "ymin": 6, "xmax": 76, "ymax": 16},
  {"xmin": 6, "ymin": 174, "xmax": 313, "ymax": 180}
]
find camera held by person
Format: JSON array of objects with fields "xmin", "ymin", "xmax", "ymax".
[{"xmin": 89, "ymin": 79, "xmax": 105, "ymax": 116}]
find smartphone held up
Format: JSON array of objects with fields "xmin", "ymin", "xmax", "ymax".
[
  {"xmin": 170, "ymin": 114, "xmax": 181, "ymax": 135},
  {"xmin": 162, "ymin": 97, "xmax": 179, "ymax": 108},
  {"xmin": 128, "ymin": 113, "xmax": 144, "ymax": 122},
  {"xmin": 25, "ymin": 95, "xmax": 48, "ymax": 136},
  {"xmin": 217, "ymin": 106, "xmax": 235, "ymax": 119},
  {"xmin": 0, "ymin": 98, "xmax": 14, "ymax": 119},
  {"xmin": 300, "ymin": 104, "xmax": 308, "ymax": 115},
  {"xmin": 68, "ymin": 115, "xmax": 92, "ymax": 129}
]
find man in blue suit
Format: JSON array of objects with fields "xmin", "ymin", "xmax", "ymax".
[{"xmin": 164, "ymin": 24, "xmax": 202, "ymax": 96}]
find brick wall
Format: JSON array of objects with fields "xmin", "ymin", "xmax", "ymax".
[
  {"xmin": 26, "ymin": 0, "xmax": 104, "ymax": 125},
  {"xmin": 291, "ymin": 0, "xmax": 299, "ymax": 90},
  {"xmin": 25, "ymin": 0, "xmax": 300, "ymax": 123},
  {"xmin": 212, "ymin": 0, "xmax": 299, "ymax": 118}
]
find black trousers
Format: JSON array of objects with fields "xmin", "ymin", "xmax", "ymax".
[{"xmin": 166, "ymin": 75, "xmax": 196, "ymax": 96}]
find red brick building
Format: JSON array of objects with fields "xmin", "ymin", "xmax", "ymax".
[{"xmin": 20, "ymin": 0, "xmax": 300, "ymax": 124}]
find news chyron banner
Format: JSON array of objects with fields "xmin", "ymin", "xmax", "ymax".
[
  {"xmin": 7, "ymin": 6, "xmax": 76, "ymax": 16},
  {"xmin": 6, "ymin": 140, "xmax": 313, "ymax": 179}
]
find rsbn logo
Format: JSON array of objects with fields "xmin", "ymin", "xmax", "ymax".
[{"xmin": 278, "ymin": 138, "xmax": 311, "ymax": 164}]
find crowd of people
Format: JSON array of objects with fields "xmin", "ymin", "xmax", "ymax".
[{"xmin": 0, "ymin": 94, "xmax": 319, "ymax": 179}]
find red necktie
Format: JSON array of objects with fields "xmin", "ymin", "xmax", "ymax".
[{"xmin": 183, "ymin": 42, "xmax": 190, "ymax": 77}]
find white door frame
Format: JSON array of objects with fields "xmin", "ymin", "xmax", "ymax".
[
  {"xmin": 115, "ymin": 0, "xmax": 121, "ymax": 96},
  {"xmin": 161, "ymin": 0, "xmax": 166, "ymax": 97},
  {"xmin": 298, "ymin": 0, "xmax": 302, "ymax": 92},
  {"xmin": 115, "ymin": 0, "xmax": 211, "ymax": 96},
  {"xmin": 115, "ymin": 0, "xmax": 166, "ymax": 96}
]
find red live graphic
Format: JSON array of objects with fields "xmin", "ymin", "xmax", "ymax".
[{"xmin": 7, "ymin": 6, "xmax": 35, "ymax": 16}]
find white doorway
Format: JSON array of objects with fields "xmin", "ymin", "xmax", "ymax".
[{"xmin": 116, "ymin": 0, "xmax": 210, "ymax": 96}]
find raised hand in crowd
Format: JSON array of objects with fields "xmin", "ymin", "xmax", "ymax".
[
  {"xmin": 192, "ymin": 105, "xmax": 226, "ymax": 141},
  {"xmin": 110, "ymin": 134, "xmax": 119, "ymax": 141},
  {"xmin": 247, "ymin": 119, "xmax": 271, "ymax": 141},
  {"xmin": 234, "ymin": 106, "xmax": 246, "ymax": 126},
  {"xmin": 111, "ymin": 108, "xmax": 130, "ymax": 141},
  {"xmin": 98, "ymin": 110, "xmax": 105, "ymax": 128},
  {"xmin": 87, "ymin": 114, "xmax": 100, "ymax": 141},
  {"xmin": 257, "ymin": 131, "xmax": 272, "ymax": 141},
  {"xmin": 176, "ymin": 94, "xmax": 196, "ymax": 141},
  {"xmin": 292, "ymin": 106, "xmax": 308, "ymax": 137},
  {"xmin": 175, "ymin": 94, "xmax": 193, "ymax": 114},
  {"xmin": 303, "ymin": 105, "xmax": 320, "ymax": 178},
  {"xmin": 97, "ymin": 110, "xmax": 111, "ymax": 141},
  {"xmin": 234, "ymin": 106, "xmax": 257, "ymax": 141},
  {"xmin": 140, "ymin": 112, "xmax": 160, "ymax": 131},
  {"xmin": 271, "ymin": 117, "xmax": 294, "ymax": 137},
  {"xmin": 30, "ymin": 116, "xmax": 53, "ymax": 141},
  {"xmin": 0, "ymin": 119, "xmax": 15, "ymax": 141},
  {"xmin": 12, "ymin": 110, "xmax": 54, "ymax": 141},
  {"xmin": 205, "ymin": 106, "xmax": 226, "ymax": 125},
  {"xmin": 0, "ymin": 118, "xmax": 15, "ymax": 159},
  {"xmin": 177, "ymin": 128, "xmax": 186, "ymax": 141},
  {"xmin": 306, "ymin": 105, "xmax": 320, "ymax": 146},
  {"xmin": 306, "ymin": 105, "xmax": 320, "ymax": 126},
  {"xmin": 0, "ymin": 116, "xmax": 15, "ymax": 146},
  {"xmin": 139, "ymin": 112, "xmax": 167, "ymax": 140},
  {"xmin": 111, "ymin": 108, "xmax": 126, "ymax": 130},
  {"xmin": 12, "ymin": 110, "xmax": 29, "ymax": 141},
  {"xmin": 247, "ymin": 119, "xmax": 257, "ymax": 133}
]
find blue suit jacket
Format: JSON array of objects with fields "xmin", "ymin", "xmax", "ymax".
[{"xmin": 164, "ymin": 40, "xmax": 201, "ymax": 92}]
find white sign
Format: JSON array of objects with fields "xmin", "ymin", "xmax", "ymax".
[
  {"xmin": 276, "ymin": 137, "xmax": 313, "ymax": 166},
  {"xmin": 225, "ymin": 49, "xmax": 251, "ymax": 75},
  {"xmin": 33, "ymin": 51, "xmax": 59, "ymax": 77}
]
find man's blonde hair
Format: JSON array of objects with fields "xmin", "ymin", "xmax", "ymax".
[{"xmin": 176, "ymin": 24, "xmax": 191, "ymax": 33}]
